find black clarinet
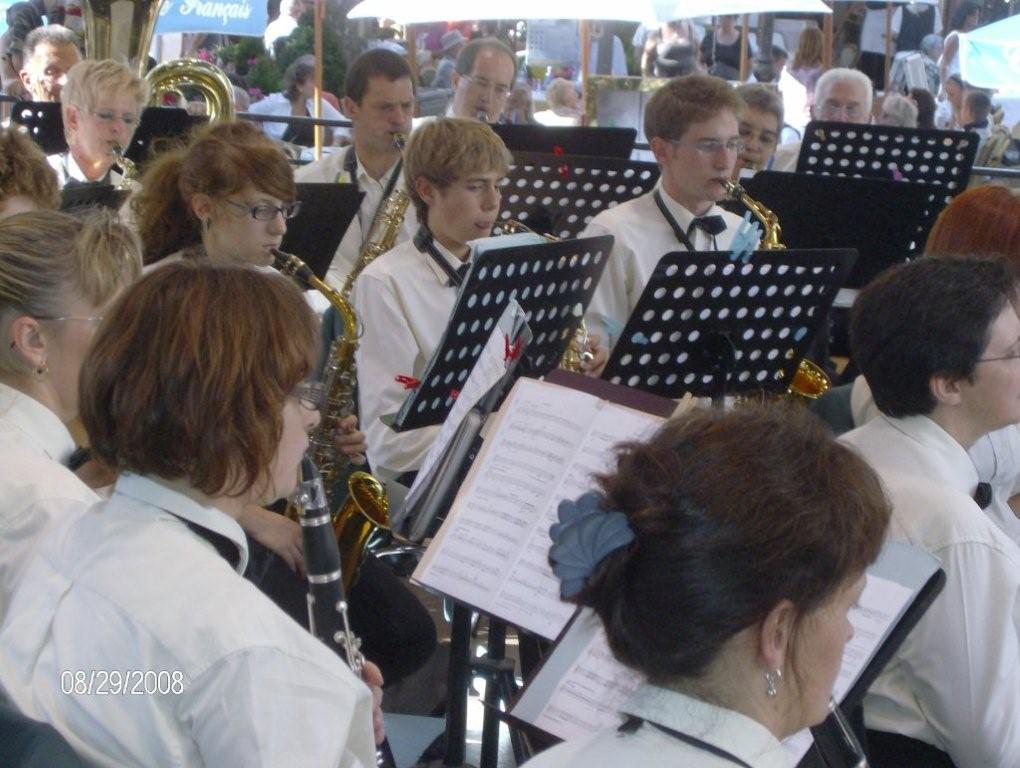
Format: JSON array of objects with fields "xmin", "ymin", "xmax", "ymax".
[{"xmin": 292, "ymin": 457, "xmax": 397, "ymax": 768}]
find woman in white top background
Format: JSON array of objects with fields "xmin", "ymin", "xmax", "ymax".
[
  {"xmin": 0, "ymin": 210, "xmax": 141, "ymax": 617},
  {"xmin": 526, "ymin": 405, "xmax": 891, "ymax": 767}
]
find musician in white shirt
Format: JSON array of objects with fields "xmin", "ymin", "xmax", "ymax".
[
  {"xmin": 841, "ymin": 256, "xmax": 1020, "ymax": 767},
  {"xmin": 46, "ymin": 59, "xmax": 147, "ymax": 188},
  {"xmin": 0, "ymin": 210, "xmax": 141, "ymax": 618},
  {"xmin": 295, "ymin": 48, "xmax": 419, "ymax": 289},
  {"xmin": 0, "ymin": 263, "xmax": 383, "ymax": 767},
  {"xmin": 353, "ymin": 118, "xmax": 511, "ymax": 478},
  {"xmin": 581, "ymin": 75, "xmax": 746, "ymax": 346}
]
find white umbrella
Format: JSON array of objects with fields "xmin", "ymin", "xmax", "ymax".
[
  {"xmin": 662, "ymin": 0, "xmax": 831, "ymax": 20},
  {"xmin": 959, "ymin": 14, "xmax": 1020, "ymax": 91}
]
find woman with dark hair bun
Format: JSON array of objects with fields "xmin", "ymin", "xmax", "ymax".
[{"xmin": 528, "ymin": 405, "xmax": 891, "ymax": 767}]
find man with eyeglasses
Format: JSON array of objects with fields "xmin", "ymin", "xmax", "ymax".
[
  {"xmin": 840, "ymin": 255, "xmax": 1020, "ymax": 768},
  {"xmin": 18, "ymin": 24, "xmax": 80, "ymax": 103},
  {"xmin": 46, "ymin": 59, "xmax": 147, "ymax": 188},
  {"xmin": 772, "ymin": 67, "xmax": 873, "ymax": 172},
  {"xmin": 449, "ymin": 37, "xmax": 517, "ymax": 122},
  {"xmin": 581, "ymin": 75, "xmax": 749, "ymax": 347}
]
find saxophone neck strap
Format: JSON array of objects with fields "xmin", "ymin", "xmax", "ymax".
[
  {"xmin": 414, "ymin": 225, "xmax": 466, "ymax": 287},
  {"xmin": 654, "ymin": 189, "xmax": 721, "ymax": 252},
  {"xmin": 618, "ymin": 715, "xmax": 753, "ymax": 768}
]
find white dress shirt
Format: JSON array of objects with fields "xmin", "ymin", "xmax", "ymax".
[
  {"xmin": 0, "ymin": 473, "xmax": 376, "ymax": 768},
  {"xmin": 353, "ymin": 237, "xmax": 463, "ymax": 477},
  {"xmin": 850, "ymin": 375, "xmax": 1020, "ymax": 546},
  {"xmin": 841, "ymin": 415, "xmax": 1020, "ymax": 766},
  {"xmin": 295, "ymin": 145, "xmax": 418, "ymax": 290},
  {"xmin": 580, "ymin": 186, "xmax": 743, "ymax": 347},
  {"xmin": 0, "ymin": 384, "xmax": 97, "ymax": 619},
  {"xmin": 523, "ymin": 684, "xmax": 789, "ymax": 767},
  {"xmin": 248, "ymin": 92, "xmax": 345, "ymax": 142},
  {"xmin": 46, "ymin": 151, "xmax": 124, "ymax": 190}
]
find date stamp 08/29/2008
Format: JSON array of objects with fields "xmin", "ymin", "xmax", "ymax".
[{"xmin": 61, "ymin": 670, "xmax": 184, "ymax": 696}]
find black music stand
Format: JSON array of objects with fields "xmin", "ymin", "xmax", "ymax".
[
  {"xmin": 500, "ymin": 152, "xmax": 659, "ymax": 239},
  {"xmin": 738, "ymin": 172, "xmax": 933, "ymax": 288},
  {"xmin": 602, "ymin": 249, "xmax": 856, "ymax": 402},
  {"xmin": 795, "ymin": 120, "xmax": 978, "ymax": 247},
  {"xmin": 392, "ymin": 235, "xmax": 614, "ymax": 432},
  {"xmin": 279, "ymin": 183, "xmax": 363, "ymax": 280},
  {"xmin": 491, "ymin": 124, "xmax": 636, "ymax": 158},
  {"xmin": 60, "ymin": 184, "xmax": 128, "ymax": 214},
  {"xmin": 124, "ymin": 107, "xmax": 206, "ymax": 169},
  {"xmin": 10, "ymin": 101, "xmax": 65, "ymax": 154}
]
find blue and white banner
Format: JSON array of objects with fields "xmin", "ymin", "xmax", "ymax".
[
  {"xmin": 959, "ymin": 14, "xmax": 1020, "ymax": 92},
  {"xmin": 155, "ymin": 0, "xmax": 267, "ymax": 37}
]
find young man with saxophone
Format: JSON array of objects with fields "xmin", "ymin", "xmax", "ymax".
[
  {"xmin": 581, "ymin": 75, "xmax": 747, "ymax": 348},
  {"xmin": 296, "ymin": 49, "xmax": 418, "ymax": 290}
]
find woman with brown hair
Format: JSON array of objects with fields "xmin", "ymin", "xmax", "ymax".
[
  {"xmin": 789, "ymin": 26, "xmax": 824, "ymax": 99},
  {"xmin": 528, "ymin": 405, "xmax": 890, "ymax": 767},
  {"xmin": 0, "ymin": 262, "xmax": 383, "ymax": 767},
  {"xmin": 924, "ymin": 185, "xmax": 1020, "ymax": 267},
  {"xmin": 0, "ymin": 210, "xmax": 140, "ymax": 616},
  {"xmin": 0, "ymin": 127, "xmax": 59, "ymax": 218}
]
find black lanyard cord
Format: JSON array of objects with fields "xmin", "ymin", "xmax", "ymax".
[{"xmin": 619, "ymin": 715, "xmax": 754, "ymax": 768}]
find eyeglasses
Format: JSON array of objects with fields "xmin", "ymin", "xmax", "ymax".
[
  {"xmin": 91, "ymin": 110, "xmax": 138, "ymax": 127},
  {"xmin": 34, "ymin": 314, "xmax": 103, "ymax": 324},
  {"xmin": 461, "ymin": 75, "xmax": 512, "ymax": 97},
  {"xmin": 226, "ymin": 200, "xmax": 302, "ymax": 221},
  {"xmin": 976, "ymin": 351, "xmax": 1020, "ymax": 364},
  {"xmin": 669, "ymin": 138, "xmax": 746, "ymax": 155},
  {"xmin": 817, "ymin": 102, "xmax": 864, "ymax": 121},
  {"xmin": 292, "ymin": 381, "xmax": 325, "ymax": 411}
]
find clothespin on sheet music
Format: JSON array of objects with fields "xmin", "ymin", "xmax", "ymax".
[{"xmin": 729, "ymin": 212, "xmax": 762, "ymax": 264}]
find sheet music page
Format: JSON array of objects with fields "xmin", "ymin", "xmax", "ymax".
[{"xmin": 414, "ymin": 378, "xmax": 661, "ymax": 639}]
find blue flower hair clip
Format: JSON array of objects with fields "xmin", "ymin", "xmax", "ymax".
[{"xmin": 549, "ymin": 491, "xmax": 635, "ymax": 600}]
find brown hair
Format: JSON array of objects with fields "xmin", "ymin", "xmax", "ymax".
[
  {"xmin": 792, "ymin": 27, "xmax": 823, "ymax": 71},
  {"xmin": 0, "ymin": 210, "xmax": 141, "ymax": 375},
  {"xmin": 924, "ymin": 185, "xmax": 1020, "ymax": 271},
  {"xmin": 80, "ymin": 263, "xmax": 317, "ymax": 497},
  {"xmin": 0, "ymin": 128, "xmax": 60, "ymax": 213},
  {"xmin": 644, "ymin": 74, "xmax": 744, "ymax": 143},
  {"xmin": 574, "ymin": 404, "xmax": 889, "ymax": 683},
  {"xmin": 132, "ymin": 121, "xmax": 295, "ymax": 264},
  {"xmin": 403, "ymin": 117, "xmax": 511, "ymax": 222}
]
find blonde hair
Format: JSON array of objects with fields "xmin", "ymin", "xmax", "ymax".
[
  {"xmin": 0, "ymin": 128, "xmax": 60, "ymax": 214},
  {"xmin": 62, "ymin": 59, "xmax": 149, "ymax": 117},
  {"xmin": 792, "ymin": 27, "xmax": 823, "ymax": 71},
  {"xmin": 0, "ymin": 210, "xmax": 142, "ymax": 375},
  {"xmin": 545, "ymin": 78, "xmax": 578, "ymax": 110},
  {"xmin": 403, "ymin": 117, "xmax": 511, "ymax": 222}
]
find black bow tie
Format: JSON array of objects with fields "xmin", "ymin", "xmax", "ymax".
[
  {"xmin": 974, "ymin": 482, "xmax": 993, "ymax": 510},
  {"xmin": 687, "ymin": 215, "xmax": 727, "ymax": 237}
]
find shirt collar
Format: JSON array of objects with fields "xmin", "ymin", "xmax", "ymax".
[
  {"xmin": 0, "ymin": 382, "xmax": 76, "ymax": 464},
  {"xmin": 420, "ymin": 234, "xmax": 469, "ymax": 285},
  {"xmin": 111, "ymin": 473, "xmax": 249, "ymax": 574},
  {"xmin": 655, "ymin": 182, "xmax": 723, "ymax": 232},
  {"xmin": 878, "ymin": 414, "xmax": 980, "ymax": 496},
  {"xmin": 622, "ymin": 684, "xmax": 788, "ymax": 768},
  {"xmin": 64, "ymin": 150, "xmax": 118, "ymax": 185},
  {"xmin": 350, "ymin": 148, "xmax": 401, "ymax": 187}
]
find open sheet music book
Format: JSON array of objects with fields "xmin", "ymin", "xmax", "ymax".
[
  {"xmin": 510, "ymin": 541, "xmax": 942, "ymax": 765},
  {"xmin": 411, "ymin": 375, "xmax": 671, "ymax": 639}
]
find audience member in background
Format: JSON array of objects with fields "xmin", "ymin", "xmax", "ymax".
[
  {"xmin": 733, "ymin": 83, "xmax": 782, "ymax": 177},
  {"xmin": 651, "ymin": 40, "xmax": 698, "ymax": 78},
  {"xmin": 430, "ymin": 29, "xmax": 465, "ymax": 89},
  {"xmin": 526, "ymin": 405, "xmax": 889, "ymax": 768},
  {"xmin": 788, "ymin": 26, "xmax": 823, "ymax": 101},
  {"xmin": 534, "ymin": 77, "xmax": 581, "ymax": 126},
  {"xmin": 878, "ymin": 92, "xmax": 919, "ymax": 128},
  {"xmin": 909, "ymin": 86, "xmax": 937, "ymax": 129},
  {"xmin": 48, "ymin": 58, "xmax": 147, "ymax": 188},
  {"xmin": 939, "ymin": 2, "xmax": 981, "ymax": 92},
  {"xmin": 700, "ymin": 15, "xmax": 744, "ymax": 80},
  {"xmin": 263, "ymin": 0, "xmax": 305, "ymax": 55},
  {"xmin": 961, "ymin": 89, "xmax": 993, "ymax": 138},
  {"xmin": 919, "ymin": 33, "xmax": 943, "ymax": 94},
  {"xmin": 935, "ymin": 73, "xmax": 964, "ymax": 129},
  {"xmin": 894, "ymin": 1, "xmax": 942, "ymax": 54},
  {"xmin": 248, "ymin": 54, "xmax": 343, "ymax": 146},
  {"xmin": 0, "ymin": 128, "xmax": 59, "ymax": 218},
  {"xmin": 17, "ymin": 23, "xmax": 78, "ymax": 102},
  {"xmin": 640, "ymin": 20, "xmax": 700, "ymax": 77},
  {"xmin": 503, "ymin": 85, "xmax": 535, "ymax": 125}
]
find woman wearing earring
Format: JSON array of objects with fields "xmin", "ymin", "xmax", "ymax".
[
  {"xmin": 527, "ymin": 405, "xmax": 891, "ymax": 767},
  {"xmin": 0, "ymin": 263, "xmax": 382, "ymax": 766},
  {"xmin": 0, "ymin": 210, "xmax": 141, "ymax": 618}
]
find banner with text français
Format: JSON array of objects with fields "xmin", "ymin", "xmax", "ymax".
[{"xmin": 155, "ymin": 0, "xmax": 267, "ymax": 37}]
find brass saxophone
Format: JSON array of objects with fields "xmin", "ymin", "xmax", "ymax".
[
  {"xmin": 272, "ymin": 248, "xmax": 391, "ymax": 592},
  {"xmin": 725, "ymin": 181, "xmax": 830, "ymax": 400},
  {"xmin": 341, "ymin": 135, "xmax": 410, "ymax": 297},
  {"xmin": 494, "ymin": 219, "xmax": 594, "ymax": 373}
]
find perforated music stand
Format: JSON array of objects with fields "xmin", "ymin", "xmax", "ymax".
[
  {"xmin": 10, "ymin": 101, "xmax": 65, "ymax": 155},
  {"xmin": 279, "ymin": 183, "xmax": 363, "ymax": 280},
  {"xmin": 602, "ymin": 249, "xmax": 856, "ymax": 401},
  {"xmin": 490, "ymin": 124, "xmax": 636, "ymax": 159},
  {"xmin": 795, "ymin": 120, "xmax": 978, "ymax": 247},
  {"xmin": 500, "ymin": 152, "xmax": 659, "ymax": 239},
  {"xmin": 392, "ymin": 235, "xmax": 614, "ymax": 432},
  {"xmin": 60, "ymin": 184, "xmax": 128, "ymax": 214}
]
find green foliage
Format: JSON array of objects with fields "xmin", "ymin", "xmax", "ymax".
[
  {"xmin": 247, "ymin": 56, "xmax": 284, "ymax": 96},
  {"xmin": 275, "ymin": 16, "xmax": 347, "ymax": 96}
]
